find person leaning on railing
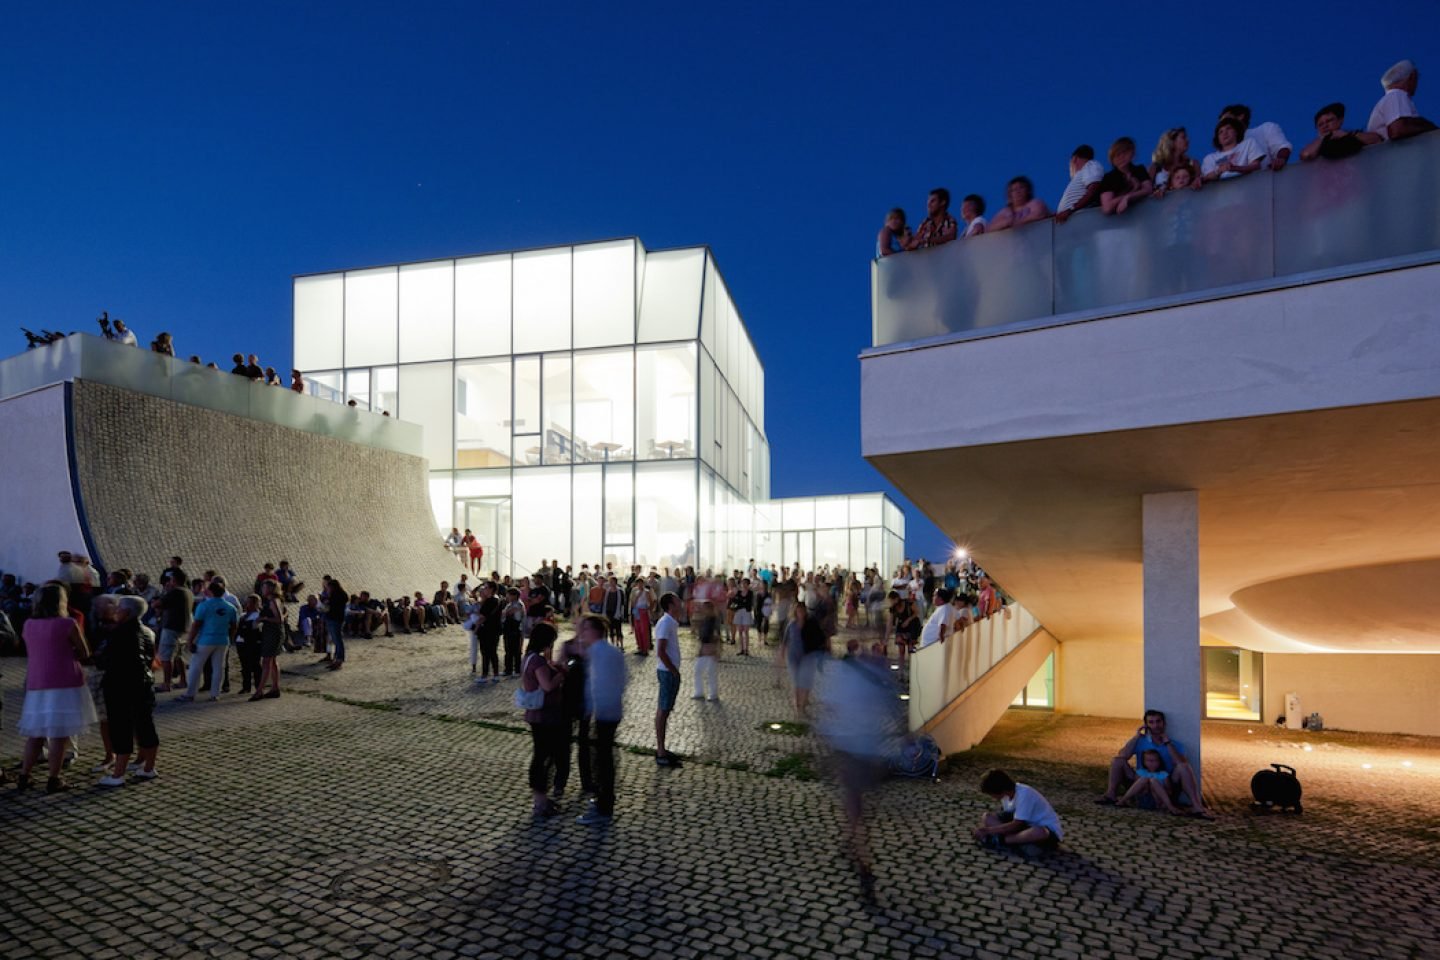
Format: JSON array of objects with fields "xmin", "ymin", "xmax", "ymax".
[
  {"xmin": 1148, "ymin": 129, "xmax": 1203, "ymax": 198},
  {"xmin": 1300, "ymin": 102, "xmax": 1383, "ymax": 162},
  {"xmin": 1099, "ymin": 138, "xmax": 1154, "ymax": 216},
  {"xmin": 1201, "ymin": 117, "xmax": 1265, "ymax": 183},
  {"xmin": 903, "ymin": 188, "xmax": 958, "ymax": 249},
  {"xmin": 1368, "ymin": 59, "xmax": 1437, "ymax": 143},
  {"xmin": 987, "ymin": 176, "xmax": 1049, "ymax": 231},
  {"xmin": 1054, "ymin": 145, "xmax": 1105, "ymax": 223},
  {"xmin": 876, "ymin": 207, "xmax": 911, "ymax": 257}
]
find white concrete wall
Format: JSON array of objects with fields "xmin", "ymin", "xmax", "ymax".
[
  {"xmin": 1056, "ymin": 638, "xmax": 1144, "ymax": 719},
  {"xmin": 1263, "ymin": 654, "xmax": 1440, "ymax": 737},
  {"xmin": 0, "ymin": 385, "xmax": 87, "ymax": 585},
  {"xmin": 863, "ymin": 262, "xmax": 1440, "ymax": 457}
]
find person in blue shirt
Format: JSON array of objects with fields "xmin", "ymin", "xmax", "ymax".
[
  {"xmin": 176, "ymin": 581, "xmax": 239, "ymax": 702},
  {"xmin": 1097, "ymin": 709, "xmax": 1212, "ymax": 818}
]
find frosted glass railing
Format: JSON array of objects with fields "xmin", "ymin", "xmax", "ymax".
[
  {"xmin": 873, "ymin": 132, "xmax": 1440, "ymax": 346},
  {"xmin": 0, "ymin": 335, "xmax": 421, "ymax": 458},
  {"xmin": 907, "ymin": 602, "xmax": 1040, "ymax": 732}
]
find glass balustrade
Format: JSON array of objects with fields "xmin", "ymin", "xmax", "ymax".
[
  {"xmin": 872, "ymin": 133, "xmax": 1440, "ymax": 347},
  {"xmin": 0, "ymin": 334, "xmax": 422, "ymax": 458}
]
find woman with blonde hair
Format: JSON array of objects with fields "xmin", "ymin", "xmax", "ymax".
[
  {"xmin": 16, "ymin": 583, "xmax": 96, "ymax": 793},
  {"xmin": 1149, "ymin": 128, "xmax": 1203, "ymax": 195}
]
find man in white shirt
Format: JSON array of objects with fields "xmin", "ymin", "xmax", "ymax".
[
  {"xmin": 917, "ymin": 588, "xmax": 956, "ymax": 649},
  {"xmin": 1219, "ymin": 104, "xmax": 1292, "ymax": 171},
  {"xmin": 973, "ymin": 769, "xmax": 1063, "ymax": 853},
  {"xmin": 1367, "ymin": 59, "xmax": 1436, "ymax": 142},
  {"xmin": 1054, "ymin": 145, "xmax": 1105, "ymax": 223},
  {"xmin": 653, "ymin": 593, "xmax": 683, "ymax": 767}
]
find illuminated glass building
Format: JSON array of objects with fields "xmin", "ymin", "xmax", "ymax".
[{"xmin": 293, "ymin": 238, "xmax": 904, "ymax": 575}]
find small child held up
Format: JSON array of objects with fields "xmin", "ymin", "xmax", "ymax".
[
  {"xmin": 1118, "ymin": 748, "xmax": 1181, "ymax": 814},
  {"xmin": 973, "ymin": 769, "xmax": 1063, "ymax": 853}
]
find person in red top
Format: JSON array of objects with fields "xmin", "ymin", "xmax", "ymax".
[{"xmin": 463, "ymin": 530, "xmax": 484, "ymax": 575}]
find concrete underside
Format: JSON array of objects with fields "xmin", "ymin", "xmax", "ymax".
[
  {"xmin": 0, "ymin": 379, "xmax": 459, "ymax": 598},
  {"xmin": 869, "ymin": 396, "xmax": 1440, "ymax": 655}
]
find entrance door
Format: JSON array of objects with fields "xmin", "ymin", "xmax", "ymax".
[
  {"xmin": 1203, "ymin": 648, "xmax": 1262, "ymax": 720},
  {"xmin": 462, "ymin": 497, "xmax": 511, "ymax": 576}
]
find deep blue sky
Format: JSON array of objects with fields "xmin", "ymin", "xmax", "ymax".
[{"xmin": 3, "ymin": 3, "xmax": 1436, "ymax": 562}]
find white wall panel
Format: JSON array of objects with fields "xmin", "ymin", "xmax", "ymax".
[
  {"xmin": 574, "ymin": 240, "xmax": 636, "ymax": 348},
  {"xmin": 294, "ymin": 274, "xmax": 343, "ymax": 370},
  {"xmin": 455, "ymin": 254, "xmax": 511, "ymax": 358},
  {"xmin": 513, "ymin": 248, "xmax": 572, "ymax": 353},
  {"xmin": 638, "ymin": 248, "xmax": 703, "ymax": 343},
  {"xmin": 399, "ymin": 261, "xmax": 455, "ymax": 363},
  {"xmin": 344, "ymin": 267, "xmax": 398, "ymax": 367}
]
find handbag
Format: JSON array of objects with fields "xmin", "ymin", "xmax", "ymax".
[{"xmin": 513, "ymin": 655, "xmax": 545, "ymax": 710}]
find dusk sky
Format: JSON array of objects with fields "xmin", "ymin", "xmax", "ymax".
[{"xmin": 4, "ymin": 3, "xmax": 1436, "ymax": 562}]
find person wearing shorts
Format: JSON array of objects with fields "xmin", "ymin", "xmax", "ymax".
[
  {"xmin": 653, "ymin": 593, "xmax": 683, "ymax": 768},
  {"xmin": 974, "ymin": 769, "xmax": 1063, "ymax": 854}
]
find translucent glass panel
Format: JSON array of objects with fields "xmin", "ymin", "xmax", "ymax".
[
  {"xmin": 428, "ymin": 474, "xmax": 453, "ymax": 533},
  {"xmin": 542, "ymin": 354, "xmax": 573, "ymax": 464},
  {"xmin": 699, "ymin": 466, "xmax": 716, "ymax": 572},
  {"xmin": 815, "ymin": 497, "xmax": 848, "ymax": 529},
  {"xmin": 700, "ymin": 255, "xmax": 719, "ymax": 357},
  {"xmin": 397, "ymin": 362, "xmax": 453, "ymax": 468},
  {"xmin": 455, "ymin": 255, "xmax": 511, "ymax": 358},
  {"xmin": 638, "ymin": 248, "xmax": 703, "ymax": 343},
  {"xmin": 604, "ymin": 463, "xmax": 633, "ymax": 545},
  {"xmin": 512, "ymin": 467, "xmax": 570, "ymax": 574},
  {"xmin": 399, "ymin": 261, "xmax": 454, "ymax": 363},
  {"xmin": 698, "ymin": 349, "xmax": 716, "ymax": 467},
  {"xmin": 512, "ymin": 248, "xmax": 572, "ymax": 354},
  {"xmin": 455, "ymin": 359, "xmax": 510, "ymax": 469},
  {"xmin": 782, "ymin": 499, "xmax": 815, "ymax": 530},
  {"xmin": 373, "ymin": 366, "xmax": 398, "ymax": 416},
  {"xmin": 849, "ymin": 529, "xmax": 868, "ymax": 571},
  {"xmin": 849, "ymin": 495, "xmax": 882, "ymax": 527},
  {"xmin": 293, "ymin": 274, "xmax": 343, "ymax": 370},
  {"xmin": 884, "ymin": 499, "xmax": 905, "ymax": 536},
  {"xmin": 637, "ymin": 343, "xmax": 697, "ymax": 460},
  {"xmin": 636, "ymin": 461, "xmax": 698, "ymax": 570},
  {"xmin": 573, "ymin": 349, "xmax": 634, "ymax": 462},
  {"xmin": 345, "ymin": 369, "xmax": 371, "ymax": 409},
  {"xmin": 1274, "ymin": 132, "xmax": 1440, "ymax": 276},
  {"xmin": 573, "ymin": 465, "xmax": 603, "ymax": 566},
  {"xmin": 1055, "ymin": 172, "xmax": 1272, "ymax": 315},
  {"xmin": 344, "ymin": 267, "xmax": 398, "ymax": 367},
  {"xmin": 513, "ymin": 356, "xmax": 540, "ymax": 429},
  {"xmin": 453, "ymin": 469, "xmax": 510, "ymax": 498},
  {"xmin": 816, "ymin": 530, "xmax": 848, "ymax": 568},
  {"xmin": 574, "ymin": 240, "xmax": 636, "ymax": 348}
]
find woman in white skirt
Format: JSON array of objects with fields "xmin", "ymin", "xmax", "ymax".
[{"xmin": 17, "ymin": 582, "xmax": 97, "ymax": 793}]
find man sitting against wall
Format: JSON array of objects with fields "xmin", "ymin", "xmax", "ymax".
[{"xmin": 1096, "ymin": 709, "xmax": 1213, "ymax": 819}]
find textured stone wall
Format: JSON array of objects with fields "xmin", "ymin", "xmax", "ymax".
[{"xmin": 72, "ymin": 379, "xmax": 462, "ymax": 600}]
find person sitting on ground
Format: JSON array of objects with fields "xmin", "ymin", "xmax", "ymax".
[
  {"xmin": 1301, "ymin": 102, "xmax": 1383, "ymax": 161},
  {"xmin": 1148, "ymin": 128, "xmax": 1203, "ymax": 196},
  {"xmin": 1117, "ymin": 748, "xmax": 1182, "ymax": 814},
  {"xmin": 1099, "ymin": 138, "xmax": 1154, "ymax": 215},
  {"xmin": 904, "ymin": 188, "xmax": 959, "ymax": 249},
  {"xmin": 1367, "ymin": 59, "xmax": 1436, "ymax": 142},
  {"xmin": 1054, "ymin": 145, "xmax": 1105, "ymax": 223},
  {"xmin": 988, "ymin": 176, "xmax": 1049, "ymax": 231},
  {"xmin": 876, "ymin": 207, "xmax": 910, "ymax": 257},
  {"xmin": 959, "ymin": 193, "xmax": 987, "ymax": 237},
  {"xmin": 1201, "ymin": 117, "xmax": 1265, "ymax": 182},
  {"xmin": 1219, "ymin": 104, "xmax": 1292, "ymax": 171},
  {"xmin": 434, "ymin": 581, "xmax": 460, "ymax": 625},
  {"xmin": 973, "ymin": 769, "xmax": 1063, "ymax": 853},
  {"xmin": 1096, "ymin": 708, "xmax": 1213, "ymax": 818}
]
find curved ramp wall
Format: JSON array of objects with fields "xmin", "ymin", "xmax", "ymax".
[
  {"xmin": 65, "ymin": 379, "xmax": 460, "ymax": 599},
  {"xmin": 0, "ymin": 384, "xmax": 90, "ymax": 585}
]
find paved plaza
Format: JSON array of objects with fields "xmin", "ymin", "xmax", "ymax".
[{"xmin": 3, "ymin": 622, "xmax": 1439, "ymax": 960}]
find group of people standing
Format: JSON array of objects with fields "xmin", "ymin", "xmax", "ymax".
[{"xmin": 879, "ymin": 59, "xmax": 1436, "ymax": 255}]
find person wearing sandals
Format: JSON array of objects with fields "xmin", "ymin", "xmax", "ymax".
[
  {"xmin": 16, "ymin": 582, "xmax": 97, "ymax": 794},
  {"xmin": 520, "ymin": 623, "xmax": 569, "ymax": 818},
  {"xmin": 251, "ymin": 581, "xmax": 286, "ymax": 701},
  {"xmin": 97, "ymin": 596, "xmax": 161, "ymax": 787}
]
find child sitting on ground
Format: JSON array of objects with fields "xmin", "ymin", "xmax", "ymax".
[
  {"xmin": 973, "ymin": 769, "xmax": 1064, "ymax": 853},
  {"xmin": 1117, "ymin": 748, "xmax": 1181, "ymax": 814}
]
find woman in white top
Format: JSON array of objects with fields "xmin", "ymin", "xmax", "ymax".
[
  {"xmin": 960, "ymin": 194, "xmax": 987, "ymax": 237},
  {"xmin": 1201, "ymin": 117, "xmax": 1265, "ymax": 182}
]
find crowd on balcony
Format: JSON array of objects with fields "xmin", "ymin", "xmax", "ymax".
[{"xmin": 877, "ymin": 58, "xmax": 1435, "ymax": 257}]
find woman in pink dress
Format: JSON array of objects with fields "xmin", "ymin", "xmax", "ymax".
[{"xmin": 17, "ymin": 582, "xmax": 96, "ymax": 793}]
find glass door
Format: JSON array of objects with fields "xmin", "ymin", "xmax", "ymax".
[{"xmin": 463, "ymin": 497, "xmax": 511, "ymax": 576}]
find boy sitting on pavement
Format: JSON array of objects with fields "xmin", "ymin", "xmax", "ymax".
[{"xmin": 973, "ymin": 769, "xmax": 1063, "ymax": 854}]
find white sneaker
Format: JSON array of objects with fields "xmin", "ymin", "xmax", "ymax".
[
  {"xmin": 97, "ymin": 775, "xmax": 126, "ymax": 788},
  {"xmin": 132, "ymin": 768, "xmax": 159, "ymax": 781}
]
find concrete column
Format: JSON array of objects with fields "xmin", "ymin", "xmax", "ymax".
[{"xmin": 1142, "ymin": 490, "xmax": 1202, "ymax": 774}]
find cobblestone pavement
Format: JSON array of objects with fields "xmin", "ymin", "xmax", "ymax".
[{"xmin": 3, "ymin": 622, "xmax": 1439, "ymax": 959}]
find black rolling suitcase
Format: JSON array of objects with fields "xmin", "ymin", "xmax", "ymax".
[{"xmin": 1251, "ymin": 763, "xmax": 1303, "ymax": 813}]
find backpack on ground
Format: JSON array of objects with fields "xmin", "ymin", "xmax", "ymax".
[
  {"xmin": 889, "ymin": 734, "xmax": 941, "ymax": 780},
  {"xmin": 1250, "ymin": 763, "xmax": 1302, "ymax": 813}
]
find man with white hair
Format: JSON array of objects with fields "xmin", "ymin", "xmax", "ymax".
[{"xmin": 1368, "ymin": 59, "xmax": 1437, "ymax": 141}]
